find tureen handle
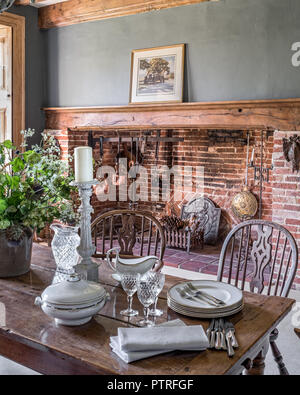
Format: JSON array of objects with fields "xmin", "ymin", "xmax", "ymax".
[{"xmin": 34, "ymin": 296, "xmax": 42, "ymax": 307}]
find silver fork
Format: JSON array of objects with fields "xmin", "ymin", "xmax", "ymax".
[
  {"xmin": 224, "ymin": 320, "xmax": 239, "ymax": 348},
  {"xmin": 186, "ymin": 282, "xmax": 226, "ymax": 306},
  {"xmin": 182, "ymin": 286, "xmax": 219, "ymax": 307},
  {"xmin": 225, "ymin": 328, "xmax": 235, "ymax": 357},
  {"xmin": 176, "ymin": 288, "xmax": 199, "ymax": 302},
  {"xmin": 176, "ymin": 287, "xmax": 216, "ymax": 307}
]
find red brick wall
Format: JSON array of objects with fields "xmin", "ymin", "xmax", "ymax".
[
  {"xmin": 170, "ymin": 129, "xmax": 274, "ymax": 230},
  {"xmin": 272, "ymin": 131, "xmax": 300, "ymax": 286},
  {"xmin": 50, "ymin": 128, "xmax": 273, "ymax": 231}
]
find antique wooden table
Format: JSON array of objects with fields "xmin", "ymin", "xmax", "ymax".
[{"xmin": 0, "ymin": 244, "xmax": 295, "ymax": 375}]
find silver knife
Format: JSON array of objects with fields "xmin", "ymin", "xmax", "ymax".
[
  {"xmin": 215, "ymin": 319, "xmax": 222, "ymax": 350},
  {"xmin": 206, "ymin": 319, "xmax": 215, "ymax": 344},
  {"xmin": 219, "ymin": 319, "xmax": 227, "ymax": 350},
  {"xmin": 209, "ymin": 319, "xmax": 216, "ymax": 349}
]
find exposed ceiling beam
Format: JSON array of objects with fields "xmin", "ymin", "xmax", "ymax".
[
  {"xmin": 38, "ymin": 0, "xmax": 219, "ymax": 29},
  {"xmin": 15, "ymin": 0, "xmax": 69, "ymax": 8}
]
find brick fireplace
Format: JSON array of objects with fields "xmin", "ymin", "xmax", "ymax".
[{"xmin": 44, "ymin": 99, "xmax": 300, "ymax": 287}]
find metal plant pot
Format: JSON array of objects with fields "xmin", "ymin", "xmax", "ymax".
[{"xmin": 0, "ymin": 229, "xmax": 33, "ymax": 278}]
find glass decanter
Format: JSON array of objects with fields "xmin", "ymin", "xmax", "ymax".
[{"xmin": 51, "ymin": 224, "xmax": 80, "ymax": 284}]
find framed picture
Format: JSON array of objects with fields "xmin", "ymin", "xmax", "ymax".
[{"xmin": 129, "ymin": 44, "xmax": 185, "ymax": 104}]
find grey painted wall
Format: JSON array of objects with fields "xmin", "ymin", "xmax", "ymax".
[
  {"xmin": 45, "ymin": 0, "xmax": 300, "ymax": 107},
  {"xmin": 9, "ymin": 5, "xmax": 45, "ymax": 144}
]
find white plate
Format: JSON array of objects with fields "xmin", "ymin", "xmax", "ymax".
[
  {"xmin": 168, "ymin": 280, "xmax": 243, "ymax": 312},
  {"xmin": 167, "ymin": 296, "xmax": 244, "ymax": 314},
  {"xmin": 167, "ymin": 297, "xmax": 243, "ymax": 313},
  {"xmin": 167, "ymin": 297, "xmax": 243, "ymax": 314},
  {"xmin": 168, "ymin": 299, "xmax": 244, "ymax": 318}
]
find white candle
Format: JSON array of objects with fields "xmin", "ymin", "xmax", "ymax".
[
  {"xmin": 74, "ymin": 146, "xmax": 93, "ymax": 182},
  {"xmin": 251, "ymin": 148, "xmax": 255, "ymax": 163}
]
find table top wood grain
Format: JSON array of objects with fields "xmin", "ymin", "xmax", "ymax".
[{"xmin": 0, "ymin": 243, "xmax": 295, "ymax": 375}]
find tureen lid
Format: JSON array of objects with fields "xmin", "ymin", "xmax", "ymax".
[{"xmin": 41, "ymin": 275, "xmax": 106, "ymax": 306}]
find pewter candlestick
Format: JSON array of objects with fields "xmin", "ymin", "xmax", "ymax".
[{"xmin": 71, "ymin": 180, "xmax": 99, "ymax": 282}]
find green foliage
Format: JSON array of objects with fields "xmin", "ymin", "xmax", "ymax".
[{"xmin": 0, "ymin": 129, "xmax": 78, "ymax": 240}]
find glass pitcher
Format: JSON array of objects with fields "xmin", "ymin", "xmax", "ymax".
[{"xmin": 50, "ymin": 224, "xmax": 80, "ymax": 283}]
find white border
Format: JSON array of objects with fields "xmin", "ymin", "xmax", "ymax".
[{"xmin": 130, "ymin": 45, "xmax": 184, "ymax": 103}]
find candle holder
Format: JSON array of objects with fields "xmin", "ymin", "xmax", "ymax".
[{"xmin": 71, "ymin": 179, "xmax": 99, "ymax": 282}]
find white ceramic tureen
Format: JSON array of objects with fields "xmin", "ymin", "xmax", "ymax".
[{"xmin": 35, "ymin": 274, "xmax": 107, "ymax": 326}]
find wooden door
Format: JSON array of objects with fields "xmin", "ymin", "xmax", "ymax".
[{"xmin": 0, "ymin": 26, "xmax": 12, "ymax": 143}]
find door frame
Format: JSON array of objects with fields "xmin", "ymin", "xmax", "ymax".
[{"xmin": 0, "ymin": 12, "xmax": 25, "ymax": 148}]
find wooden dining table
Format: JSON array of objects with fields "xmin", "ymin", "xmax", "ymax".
[{"xmin": 0, "ymin": 243, "xmax": 295, "ymax": 375}]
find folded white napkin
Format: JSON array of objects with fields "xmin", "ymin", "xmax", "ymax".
[{"xmin": 110, "ymin": 319, "xmax": 209, "ymax": 363}]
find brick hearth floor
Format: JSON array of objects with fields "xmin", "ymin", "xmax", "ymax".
[{"xmin": 163, "ymin": 244, "xmax": 222, "ymax": 275}]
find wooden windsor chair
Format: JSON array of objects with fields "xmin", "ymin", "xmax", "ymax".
[
  {"xmin": 91, "ymin": 209, "xmax": 166, "ymax": 272},
  {"xmin": 217, "ymin": 219, "xmax": 298, "ymax": 375}
]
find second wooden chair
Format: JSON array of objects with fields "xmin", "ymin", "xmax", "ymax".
[
  {"xmin": 217, "ymin": 219, "xmax": 298, "ymax": 375},
  {"xmin": 91, "ymin": 209, "xmax": 166, "ymax": 272}
]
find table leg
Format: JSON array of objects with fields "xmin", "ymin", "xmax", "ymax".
[
  {"xmin": 244, "ymin": 351, "xmax": 266, "ymax": 375},
  {"xmin": 243, "ymin": 339, "xmax": 269, "ymax": 376}
]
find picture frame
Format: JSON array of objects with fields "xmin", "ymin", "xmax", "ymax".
[{"xmin": 129, "ymin": 44, "xmax": 185, "ymax": 104}]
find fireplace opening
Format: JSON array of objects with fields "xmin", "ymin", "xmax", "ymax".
[
  {"xmin": 44, "ymin": 101, "xmax": 300, "ymax": 289},
  {"xmin": 55, "ymin": 126, "xmax": 277, "ymax": 279}
]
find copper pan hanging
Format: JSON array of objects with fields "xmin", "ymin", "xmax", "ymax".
[{"xmin": 231, "ymin": 132, "xmax": 258, "ymax": 221}]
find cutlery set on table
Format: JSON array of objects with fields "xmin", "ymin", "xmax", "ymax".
[
  {"xmin": 206, "ymin": 318, "xmax": 238, "ymax": 357},
  {"xmin": 167, "ymin": 280, "xmax": 242, "ymax": 357}
]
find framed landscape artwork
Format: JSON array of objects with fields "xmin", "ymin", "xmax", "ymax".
[{"xmin": 129, "ymin": 44, "xmax": 185, "ymax": 104}]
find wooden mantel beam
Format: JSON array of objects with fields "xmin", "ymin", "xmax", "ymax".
[
  {"xmin": 43, "ymin": 99, "xmax": 300, "ymax": 131},
  {"xmin": 15, "ymin": 0, "xmax": 68, "ymax": 7},
  {"xmin": 38, "ymin": 0, "xmax": 219, "ymax": 29},
  {"xmin": 16, "ymin": 0, "xmax": 43, "ymax": 4}
]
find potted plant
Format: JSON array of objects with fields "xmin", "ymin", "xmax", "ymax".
[{"xmin": 0, "ymin": 129, "xmax": 77, "ymax": 277}]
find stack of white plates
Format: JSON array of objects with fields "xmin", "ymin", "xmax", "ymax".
[{"xmin": 167, "ymin": 280, "xmax": 244, "ymax": 319}]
